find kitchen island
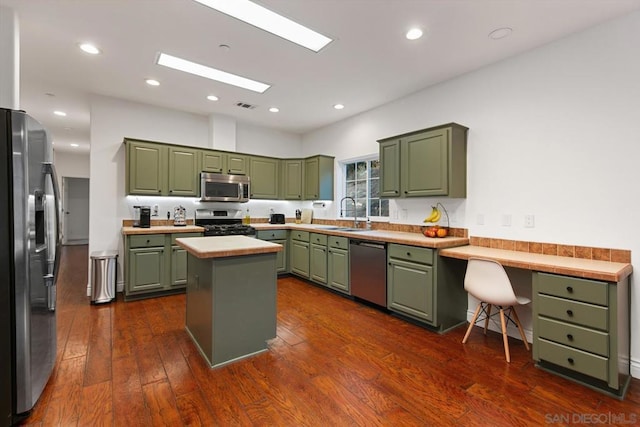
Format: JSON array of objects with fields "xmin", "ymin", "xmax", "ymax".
[{"xmin": 175, "ymin": 235, "xmax": 282, "ymax": 368}]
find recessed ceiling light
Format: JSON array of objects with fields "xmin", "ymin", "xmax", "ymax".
[
  {"xmin": 53, "ymin": 110, "xmax": 67, "ymax": 117},
  {"xmin": 406, "ymin": 28, "xmax": 423, "ymax": 40},
  {"xmin": 192, "ymin": 0, "xmax": 332, "ymax": 52},
  {"xmin": 489, "ymin": 27, "xmax": 513, "ymax": 40},
  {"xmin": 145, "ymin": 79, "xmax": 160, "ymax": 86},
  {"xmin": 70, "ymin": 143, "xmax": 79, "ymax": 148},
  {"xmin": 207, "ymin": 95, "xmax": 219, "ymax": 101},
  {"xmin": 156, "ymin": 52, "xmax": 270, "ymax": 93},
  {"xmin": 269, "ymin": 107, "xmax": 279, "ymax": 113},
  {"xmin": 79, "ymin": 43, "xmax": 101, "ymax": 55},
  {"xmin": 333, "ymin": 104, "xmax": 344, "ymax": 110}
]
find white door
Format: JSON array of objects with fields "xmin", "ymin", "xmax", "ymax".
[{"xmin": 62, "ymin": 177, "xmax": 89, "ymax": 245}]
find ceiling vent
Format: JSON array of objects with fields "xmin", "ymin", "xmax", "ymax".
[{"xmin": 235, "ymin": 102, "xmax": 257, "ymax": 110}]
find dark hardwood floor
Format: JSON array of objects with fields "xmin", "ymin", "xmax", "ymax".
[{"xmin": 20, "ymin": 244, "xmax": 640, "ymax": 426}]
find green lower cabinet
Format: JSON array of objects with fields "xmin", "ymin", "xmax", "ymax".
[
  {"xmin": 310, "ymin": 244, "xmax": 328, "ymax": 285},
  {"xmin": 532, "ymin": 272, "xmax": 631, "ymax": 397},
  {"xmin": 289, "ymin": 231, "xmax": 310, "ymax": 279},
  {"xmin": 125, "ymin": 232, "xmax": 202, "ymax": 300},
  {"xmin": 328, "ymin": 247, "xmax": 349, "ymax": 294},
  {"xmin": 386, "ymin": 243, "xmax": 467, "ymax": 332},
  {"xmin": 256, "ymin": 230, "xmax": 288, "ymax": 274}
]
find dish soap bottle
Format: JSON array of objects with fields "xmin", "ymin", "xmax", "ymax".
[{"xmin": 243, "ymin": 208, "xmax": 250, "ymax": 225}]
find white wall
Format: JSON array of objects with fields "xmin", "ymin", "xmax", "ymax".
[
  {"xmin": 302, "ymin": 11, "xmax": 640, "ymax": 377},
  {"xmin": 53, "ymin": 150, "xmax": 89, "ymax": 189}
]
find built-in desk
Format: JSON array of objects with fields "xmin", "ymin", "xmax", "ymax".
[{"xmin": 440, "ymin": 245, "xmax": 632, "ymax": 399}]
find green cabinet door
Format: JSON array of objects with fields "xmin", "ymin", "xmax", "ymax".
[
  {"xmin": 126, "ymin": 140, "xmax": 166, "ymax": 195},
  {"xmin": 304, "ymin": 155, "xmax": 334, "ymax": 200},
  {"xmin": 379, "ymin": 139, "xmax": 401, "ymax": 197},
  {"xmin": 328, "ymin": 247, "xmax": 349, "ymax": 293},
  {"xmin": 387, "ymin": 258, "xmax": 434, "ymax": 322},
  {"xmin": 248, "ymin": 156, "xmax": 279, "ymax": 199},
  {"xmin": 168, "ymin": 146, "xmax": 199, "ymax": 196},
  {"xmin": 272, "ymin": 239, "xmax": 287, "ymax": 273},
  {"xmin": 283, "ymin": 159, "xmax": 303, "ymax": 200},
  {"xmin": 171, "ymin": 246, "xmax": 188, "ymax": 288},
  {"xmin": 128, "ymin": 247, "xmax": 166, "ymax": 294},
  {"xmin": 290, "ymin": 240, "xmax": 310, "ymax": 278},
  {"xmin": 227, "ymin": 153, "xmax": 247, "ymax": 175},
  {"xmin": 200, "ymin": 150, "xmax": 225, "ymax": 173},
  {"xmin": 401, "ymin": 129, "xmax": 449, "ymax": 197},
  {"xmin": 310, "ymin": 243, "xmax": 328, "ymax": 285}
]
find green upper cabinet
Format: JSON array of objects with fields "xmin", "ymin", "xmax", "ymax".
[
  {"xmin": 168, "ymin": 146, "xmax": 198, "ymax": 196},
  {"xmin": 227, "ymin": 153, "xmax": 247, "ymax": 175},
  {"xmin": 378, "ymin": 123, "xmax": 468, "ymax": 198},
  {"xmin": 379, "ymin": 139, "xmax": 401, "ymax": 197},
  {"xmin": 304, "ymin": 155, "xmax": 334, "ymax": 200},
  {"xmin": 126, "ymin": 139, "xmax": 167, "ymax": 195},
  {"xmin": 283, "ymin": 159, "xmax": 303, "ymax": 200},
  {"xmin": 199, "ymin": 150, "xmax": 225, "ymax": 173},
  {"xmin": 248, "ymin": 156, "xmax": 279, "ymax": 199}
]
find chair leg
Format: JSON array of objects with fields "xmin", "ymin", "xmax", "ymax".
[
  {"xmin": 462, "ymin": 302, "xmax": 483, "ymax": 344},
  {"xmin": 483, "ymin": 304, "xmax": 492, "ymax": 335},
  {"xmin": 510, "ymin": 307, "xmax": 530, "ymax": 351},
  {"xmin": 499, "ymin": 308, "xmax": 511, "ymax": 363}
]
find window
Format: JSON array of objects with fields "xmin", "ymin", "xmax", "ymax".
[{"xmin": 343, "ymin": 158, "xmax": 389, "ymax": 218}]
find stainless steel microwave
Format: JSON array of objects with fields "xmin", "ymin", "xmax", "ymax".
[{"xmin": 200, "ymin": 172, "xmax": 250, "ymax": 203}]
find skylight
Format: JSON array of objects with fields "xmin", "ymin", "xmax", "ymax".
[
  {"xmin": 156, "ymin": 53, "xmax": 270, "ymax": 93},
  {"xmin": 192, "ymin": 0, "xmax": 332, "ymax": 52}
]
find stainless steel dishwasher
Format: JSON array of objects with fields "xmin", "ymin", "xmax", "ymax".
[{"xmin": 350, "ymin": 239, "xmax": 387, "ymax": 307}]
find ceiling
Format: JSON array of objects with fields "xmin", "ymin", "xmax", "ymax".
[{"xmin": 2, "ymin": 0, "xmax": 640, "ymax": 153}]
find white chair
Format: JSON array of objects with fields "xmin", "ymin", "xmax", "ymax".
[{"xmin": 461, "ymin": 258, "xmax": 530, "ymax": 362}]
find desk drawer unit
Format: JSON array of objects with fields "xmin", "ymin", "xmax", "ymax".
[{"xmin": 532, "ymin": 272, "xmax": 630, "ymax": 398}]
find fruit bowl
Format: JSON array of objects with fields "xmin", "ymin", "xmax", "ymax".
[{"xmin": 422, "ymin": 225, "xmax": 449, "ymax": 238}]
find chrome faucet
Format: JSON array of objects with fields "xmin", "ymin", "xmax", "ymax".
[{"xmin": 340, "ymin": 196, "xmax": 359, "ymax": 228}]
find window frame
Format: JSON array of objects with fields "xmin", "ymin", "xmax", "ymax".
[{"xmin": 340, "ymin": 155, "xmax": 389, "ymax": 222}]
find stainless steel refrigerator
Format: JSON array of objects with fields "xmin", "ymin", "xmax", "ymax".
[{"xmin": 0, "ymin": 108, "xmax": 61, "ymax": 425}]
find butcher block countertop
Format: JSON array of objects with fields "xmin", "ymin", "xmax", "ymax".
[
  {"xmin": 253, "ymin": 223, "xmax": 469, "ymax": 249},
  {"xmin": 122, "ymin": 225, "xmax": 204, "ymax": 235},
  {"xmin": 176, "ymin": 236, "xmax": 282, "ymax": 259},
  {"xmin": 440, "ymin": 245, "xmax": 632, "ymax": 282}
]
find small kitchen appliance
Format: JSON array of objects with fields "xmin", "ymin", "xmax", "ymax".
[
  {"xmin": 195, "ymin": 209, "xmax": 256, "ymax": 236},
  {"xmin": 133, "ymin": 206, "xmax": 151, "ymax": 228},
  {"xmin": 174, "ymin": 206, "xmax": 187, "ymax": 226},
  {"xmin": 200, "ymin": 172, "xmax": 250, "ymax": 203},
  {"xmin": 269, "ymin": 213, "xmax": 285, "ymax": 224}
]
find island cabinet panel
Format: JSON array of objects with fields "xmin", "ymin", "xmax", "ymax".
[
  {"xmin": 387, "ymin": 243, "xmax": 467, "ymax": 332},
  {"xmin": 124, "ymin": 232, "xmax": 202, "ymax": 300},
  {"xmin": 126, "ymin": 140, "xmax": 166, "ymax": 195},
  {"xmin": 328, "ymin": 236, "xmax": 350, "ymax": 294},
  {"xmin": 185, "ymin": 253, "xmax": 277, "ymax": 368},
  {"xmin": 168, "ymin": 146, "xmax": 199, "ymax": 196},
  {"xmin": 283, "ymin": 159, "xmax": 303, "ymax": 200},
  {"xmin": 248, "ymin": 156, "xmax": 280, "ymax": 199},
  {"xmin": 533, "ymin": 272, "xmax": 631, "ymax": 397},
  {"xmin": 377, "ymin": 123, "xmax": 468, "ymax": 199}
]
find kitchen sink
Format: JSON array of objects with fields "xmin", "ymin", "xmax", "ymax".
[{"xmin": 320, "ymin": 226, "xmax": 367, "ymax": 232}]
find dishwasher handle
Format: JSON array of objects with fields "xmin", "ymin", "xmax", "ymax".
[{"xmin": 350, "ymin": 240, "xmax": 386, "ymax": 250}]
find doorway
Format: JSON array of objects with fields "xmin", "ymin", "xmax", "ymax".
[{"xmin": 62, "ymin": 177, "xmax": 89, "ymax": 245}]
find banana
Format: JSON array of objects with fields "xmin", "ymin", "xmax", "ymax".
[{"xmin": 423, "ymin": 206, "xmax": 440, "ymax": 223}]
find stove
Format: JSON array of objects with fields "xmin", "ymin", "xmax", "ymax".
[{"xmin": 195, "ymin": 209, "xmax": 256, "ymax": 237}]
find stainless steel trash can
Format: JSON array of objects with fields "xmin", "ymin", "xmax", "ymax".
[{"xmin": 90, "ymin": 250, "xmax": 118, "ymax": 304}]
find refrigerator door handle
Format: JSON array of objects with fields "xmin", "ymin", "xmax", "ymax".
[{"xmin": 42, "ymin": 162, "xmax": 61, "ymax": 311}]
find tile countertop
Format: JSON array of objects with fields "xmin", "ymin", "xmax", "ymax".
[
  {"xmin": 176, "ymin": 236, "xmax": 282, "ymax": 259},
  {"xmin": 439, "ymin": 245, "xmax": 632, "ymax": 283},
  {"xmin": 253, "ymin": 223, "xmax": 469, "ymax": 249},
  {"xmin": 122, "ymin": 225, "xmax": 205, "ymax": 235}
]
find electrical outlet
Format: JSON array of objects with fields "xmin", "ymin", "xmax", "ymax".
[
  {"xmin": 524, "ymin": 214, "xmax": 535, "ymax": 228},
  {"xmin": 501, "ymin": 214, "xmax": 512, "ymax": 227},
  {"xmin": 153, "ymin": 204, "xmax": 159, "ymax": 216},
  {"xmin": 476, "ymin": 214, "xmax": 484, "ymax": 225}
]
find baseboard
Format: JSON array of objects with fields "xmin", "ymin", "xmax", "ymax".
[{"xmin": 631, "ymin": 358, "xmax": 640, "ymax": 379}]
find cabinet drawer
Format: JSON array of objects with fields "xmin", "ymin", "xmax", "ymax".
[
  {"xmin": 257, "ymin": 229, "xmax": 287, "ymax": 240},
  {"xmin": 537, "ymin": 294, "xmax": 608, "ymax": 331},
  {"xmin": 388, "ymin": 244, "xmax": 433, "ymax": 265},
  {"xmin": 170, "ymin": 232, "xmax": 202, "ymax": 245},
  {"xmin": 291, "ymin": 230, "xmax": 310, "ymax": 242},
  {"xmin": 538, "ymin": 317, "xmax": 609, "ymax": 357},
  {"xmin": 328, "ymin": 236, "xmax": 349, "ymax": 250},
  {"xmin": 310, "ymin": 233, "xmax": 327, "ymax": 245},
  {"xmin": 536, "ymin": 273, "xmax": 607, "ymax": 306},
  {"xmin": 129, "ymin": 234, "xmax": 165, "ymax": 248},
  {"xmin": 537, "ymin": 338, "xmax": 608, "ymax": 382}
]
